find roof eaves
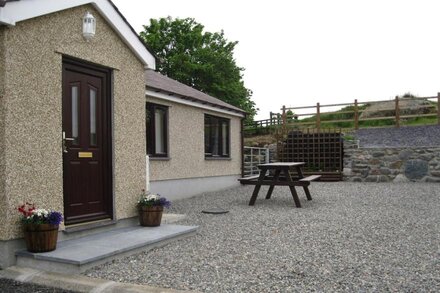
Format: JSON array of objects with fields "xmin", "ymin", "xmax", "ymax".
[{"xmin": 106, "ymin": 0, "xmax": 157, "ymax": 64}]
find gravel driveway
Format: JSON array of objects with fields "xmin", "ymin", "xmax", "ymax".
[{"xmin": 85, "ymin": 183, "xmax": 440, "ymax": 292}]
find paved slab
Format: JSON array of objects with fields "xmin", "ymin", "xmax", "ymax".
[
  {"xmin": 16, "ymin": 224, "xmax": 197, "ymax": 273},
  {"xmin": 0, "ymin": 266, "xmax": 196, "ymax": 292}
]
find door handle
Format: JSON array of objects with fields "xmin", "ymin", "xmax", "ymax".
[{"xmin": 62, "ymin": 131, "xmax": 75, "ymax": 153}]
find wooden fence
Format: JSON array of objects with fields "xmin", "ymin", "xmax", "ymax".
[
  {"xmin": 245, "ymin": 94, "xmax": 440, "ymax": 135},
  {"xmin": 244, "ymin": 112, "xmax": 283, "ymax": 135}
]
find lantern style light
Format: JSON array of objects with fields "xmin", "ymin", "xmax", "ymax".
[{"xmin": 82, "ymin": 12, "xmax": 96, "ymax": 41}]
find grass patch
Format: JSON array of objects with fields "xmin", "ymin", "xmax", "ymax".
[{"xmin": 401, "ymin": 116, "xmax": 438, "ymax": 126}]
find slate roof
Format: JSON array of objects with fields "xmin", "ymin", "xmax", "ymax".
[{"xmin": 145, "ymin": 69, "xmax": 246, "ymax": 115}]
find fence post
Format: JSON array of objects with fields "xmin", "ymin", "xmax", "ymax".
[
  {"xmin": 437, "ymin": 93, "xmax": 440, "ymax": 125},
  {"xmin": 270, "ymin": 111, "xmax": 273, "ymax": 126},
  {"xmin": 316, "ymin": 102, "xmax": 321, "ymax": 129},
  {"xmin": 282, "ymin": 105, "xmax": 287, "ymax": 134},
  {"xmin": 395, "ymin": 96, "xmax": 400, "ymax": 128},
  {"xmin": 354, "ymin": 99, "xmax": 359, "ymax": 130}
]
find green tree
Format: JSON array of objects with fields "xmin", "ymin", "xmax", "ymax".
[
  {"xmin": 140, "ymin": 17, "xmax": 257, "ymax": 121},
  {"xmin": 286, "ymin": 110, "xmax": 297, "ymax": 123}
]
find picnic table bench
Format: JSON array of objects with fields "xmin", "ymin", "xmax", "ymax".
[{"xmin": 238, "ymin": 162, "xmax": 321, "ymax": 207}]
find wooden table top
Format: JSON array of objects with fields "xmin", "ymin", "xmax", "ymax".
[{"xmin": 258, "ymin": 162, "xmax": 305, "ymax": 168}]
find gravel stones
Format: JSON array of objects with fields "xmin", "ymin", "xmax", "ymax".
[
  {"xmin": 85, "ymin": 183, "xmax": 440, "ymax": 292},
  {"xmin": 356, "ymin": 125, "xmax": 440, "ymax": 148},
  {"xmin": 0, "ymin": 278, "xmax": 77, "ymax": 293}
]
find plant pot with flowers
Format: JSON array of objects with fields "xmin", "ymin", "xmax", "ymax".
[
  {"xmin": 17, "ymin": 203, "xmax": 63, "ymax": 253},
  {"xmin": 138, "ymin": 190, "xmax": 171, "ymax": 227}
]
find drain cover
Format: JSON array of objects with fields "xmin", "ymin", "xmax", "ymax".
[{"xmin": 201, "ymin": 208, "xmax": 229, "ymax": 214}]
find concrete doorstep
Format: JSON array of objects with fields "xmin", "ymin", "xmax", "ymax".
[
  {"xmin": 1, "ymin": 214, "xmax": 199, "ymax": 292},
  {"xmin": 0, "ymin": 266, "xmax": 196, "ymax": 292},
  {"xmin": 16, "ymin": 224, "xmax": 197, "ymax": 274}
]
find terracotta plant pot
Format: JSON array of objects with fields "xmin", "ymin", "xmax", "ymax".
[
  {"xmin": 23, "ymin": 223, "xmax": 59, "ymax": 253},
  {"xmin": 139, "ymin": 206, "xmax": 163, "ymax": 227}
]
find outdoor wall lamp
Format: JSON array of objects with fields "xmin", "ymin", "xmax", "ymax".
[{"xmin": 82, "ymin": 11, "xmax": 96, "ymax": 41}]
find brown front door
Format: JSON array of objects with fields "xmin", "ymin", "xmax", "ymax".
[{"xmin": 62, "ymin": 58, "xmax": 112, "ymax": 225}]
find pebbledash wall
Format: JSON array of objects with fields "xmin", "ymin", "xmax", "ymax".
[
  {"xmin": 0, "ymin": 4, "xmax": 146, "ymax": 243},
  {"xmin": 343, "ymin": 142, "xmax": 440, "ymax": 182},
  {"xmin": 147, "ymin": 96, "xmax": 242, "ymax": 200},
  {"xmin": 0, "ymin": 22, "xmax": 6, "ymax": 248}
]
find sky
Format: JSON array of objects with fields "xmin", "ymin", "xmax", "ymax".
[{"xmin": 112, "ymin": 0, "xmax": 440, "ymax": 120}]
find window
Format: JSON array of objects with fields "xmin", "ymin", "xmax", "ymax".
[
  {"xmin": 205, "ymin": 114, "xmax": 230, "ymax": 158},
  {"xmin": 146, "ymin": 103, "xmax": 168, "ymax": 157}
]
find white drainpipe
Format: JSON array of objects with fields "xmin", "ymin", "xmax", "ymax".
[{"xmin": 146, "ymin": 155, "xmax": 150, "ymax": 192}]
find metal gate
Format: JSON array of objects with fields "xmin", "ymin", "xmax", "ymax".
[{"xmin": 277, "ymin": 128, "xmax": 343, "ymax": 181}]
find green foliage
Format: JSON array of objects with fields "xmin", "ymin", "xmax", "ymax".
[
  {"xmin": 286, "ymin": 110, "xmax": 297, "ymax": 122},
  {"xmin": 140, "ymin": 17, "xmax": 257, "ymax": 122},
  {"xmin": 400, "ymin": 92, "xmax": 417, "ymax": 99},
  {"xmin": 401, "ymin": 116, "xmax": 438, "ymax": 126},
  {"xmin": 343, "ymin": 134, "xmax": 355, "ymax": 141},
  {"xmin": 297, "ymin": 104, "xmax": 369, "ymax": 128}
]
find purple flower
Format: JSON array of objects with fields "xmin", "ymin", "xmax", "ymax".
[
  {"xmin": 158, "ymin": 197, "xmax": 171, "ymax": 208},
  {"xmin": 48, "ymin": 211, "xmax": 63, "ymax": 225}
]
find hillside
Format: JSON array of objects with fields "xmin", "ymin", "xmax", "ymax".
[
  {"xmin": 298, "ymin": 98, "xmax": 437, "ymax": 128},
  {"xmin": 360, "ymin": 98, "xmax": 435, "ymax": 119}
]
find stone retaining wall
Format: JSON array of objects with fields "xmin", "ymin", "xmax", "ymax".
[
  {"xmin": 344, "ymin": 142, "xmax": 440, "ymax": 182},
  {"xmin": 267, "ymin": 143, "xmax": 278, "ymax": 162}
]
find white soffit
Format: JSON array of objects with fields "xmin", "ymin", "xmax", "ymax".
[
  {"xmin": 0, "ymin": 0, "xmax": 156, "ymax": 69},
  {"xmin": 146, "ymin": 90, "xmax": 245, "ymax": 118}
]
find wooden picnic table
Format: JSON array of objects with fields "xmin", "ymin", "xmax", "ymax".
[{"xmin": 238, "ymin": 162, "xmax": 321, "ymax": 207}]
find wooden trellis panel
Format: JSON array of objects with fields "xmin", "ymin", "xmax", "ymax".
[{"xmin": 277, "ymin": 128, "xmax": 343, "ymax": 181}]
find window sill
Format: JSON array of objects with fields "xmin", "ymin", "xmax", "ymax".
[
  {"xmin": 205, "ymin": 157, "xmax": 231, "ymax": 161},
  {"xmin": 149, "ymin": 157, "xmax": 171, "ymax": 161}
]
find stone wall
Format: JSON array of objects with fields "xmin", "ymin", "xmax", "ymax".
[
  {"xmin": 344, "ymin": 142, "xmax": 440, "ymax": 182},
  {"xmin": 267, "ymin": 143, "xmax": 278, "ymax": 162}
]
